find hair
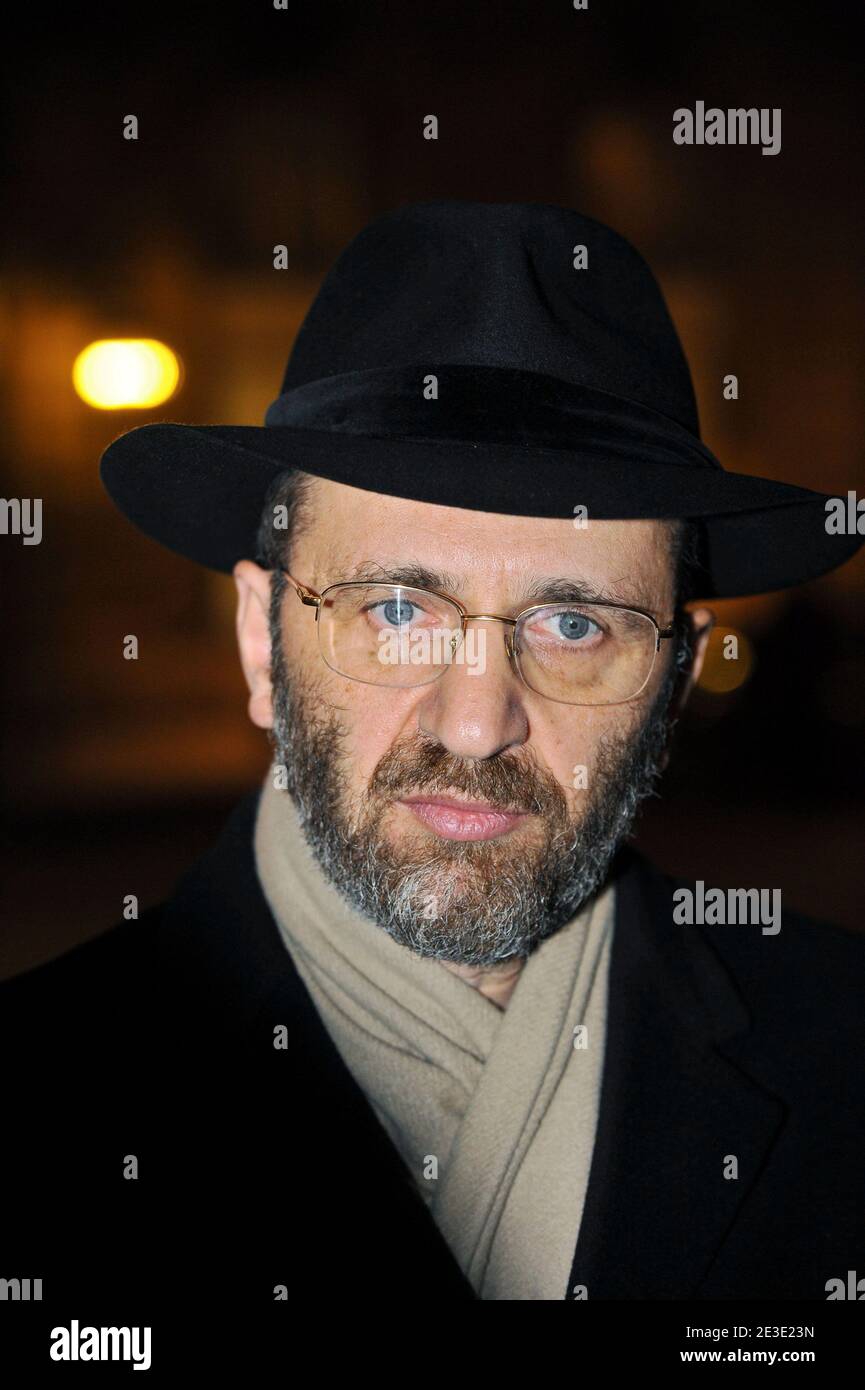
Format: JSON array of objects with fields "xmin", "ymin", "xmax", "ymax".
[
  {"xmin": 670, "ymin": 516, "xmax": 706, "ymax": 608},
  {"xmin": 255, "ymin": 467, "xmax": 317, "ymax": 622},
  {"xmin": 256, "ymin": 467, "xmax": 318, "ymax": 572},
  {"xmin": 668, "ymin": 515, "xmax": 706, "ymax": 675},
  {"xmin": 256, "ymin": 467, "xmax": 706, "ymax": 675}
]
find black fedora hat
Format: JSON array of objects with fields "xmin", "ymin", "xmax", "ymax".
[{"xmin": 100, "ymin": 200, "xmax": 861, "ymax": 598}]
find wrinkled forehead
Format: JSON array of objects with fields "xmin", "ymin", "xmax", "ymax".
[{"xmin": 298, "ymin": 476, "xmax": 679, "ymax": 612}]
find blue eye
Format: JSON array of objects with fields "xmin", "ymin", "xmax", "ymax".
[
  {"xmin": 557, "ymin": 611, "xmax": 594, "ymax": 641},
  {"xmin": 382, "ymin": 597, "xmax": 415, "ymax": 626}
]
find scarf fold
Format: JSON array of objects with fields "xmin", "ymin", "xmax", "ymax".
[{"xmin": 253, "ymin": 770, "xmax": 615, "ymax": 1300}]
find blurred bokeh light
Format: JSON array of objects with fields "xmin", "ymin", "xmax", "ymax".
[
  {"xmin": 72, "ymin": 339, "xmax": 181, "ymax": 409},
  {"xmin": 696, "ymin": 627, "xmax": 755, "ymax": 694}
]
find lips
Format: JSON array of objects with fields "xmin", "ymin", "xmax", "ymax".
[{"xmin": 398, "ymin": 794, "xmax": 529, "ymax": 842}]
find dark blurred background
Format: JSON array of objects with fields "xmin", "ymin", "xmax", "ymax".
[{"xmin": 1, "ymin": 0, "xmax": 863, "ymax": 978}]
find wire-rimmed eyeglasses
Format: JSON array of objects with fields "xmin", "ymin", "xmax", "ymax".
[{"xmin": 282, "ymin": 572, "xmax": 676, "ymax": 708}]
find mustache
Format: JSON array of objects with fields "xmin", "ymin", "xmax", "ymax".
[{"xmin": 365, "ymin": 732, "xmax": 569, "ymax": 819}]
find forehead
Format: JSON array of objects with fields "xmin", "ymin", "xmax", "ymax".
[{"xmin": 299, "ymin": 476, "xmax": 677, "ymax": 608}]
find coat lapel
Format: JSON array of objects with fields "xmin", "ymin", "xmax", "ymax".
[{"xmin": 567, "ymin": 850, "xmax": 788, "ymax": 1299}]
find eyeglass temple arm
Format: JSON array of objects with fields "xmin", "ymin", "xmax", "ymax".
[{"xmin": 282, "ymin": 571, "xmax": 322, "ymax": 609}]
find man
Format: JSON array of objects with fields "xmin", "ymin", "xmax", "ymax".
[{"xmin": 2, "ymin": 202, "xmax": 863, "ymax": 1313}]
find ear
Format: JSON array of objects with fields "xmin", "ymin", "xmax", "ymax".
[
  {"xmin": 233, "ymin": 560, "xmax": 276, "ymax": 730},
  {"xmin": 670, "ymin": 605, "xmax": 716, "ymax": 718},
  {"xmin": 657, "ymin": 606, "xmax": 714, "ymax": 771}
]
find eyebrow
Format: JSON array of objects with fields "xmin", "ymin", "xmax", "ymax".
[{"xmin": 340, "ymin": 560, "xmax": 653, "ymax": 611}]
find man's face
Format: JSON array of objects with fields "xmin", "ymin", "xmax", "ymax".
[{"xmin": 236, "ymin": 477, "xmax": 711, "ymax": 966}]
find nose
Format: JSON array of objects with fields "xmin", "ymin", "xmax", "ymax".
[{"xmin": 415, "ymin": 619, "xmax": 529, "ymax": 760}]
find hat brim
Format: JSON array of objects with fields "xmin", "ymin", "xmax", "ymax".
[{"xmin": 99, "ymin": 419, "xmax": 861, "ymax": 599}]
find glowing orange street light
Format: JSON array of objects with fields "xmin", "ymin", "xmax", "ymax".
[{"xmin": 73, "ymin": 338, "xmax": 181, "ymax": 409}]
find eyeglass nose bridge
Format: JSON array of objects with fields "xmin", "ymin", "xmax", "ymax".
[{"xmin": 457, "ymin": 611, "xmax": 519, "ymax": 663}]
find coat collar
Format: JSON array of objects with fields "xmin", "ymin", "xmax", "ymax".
[{"xmin": 163, "ymin": 788, "xmax": 787, "ymax": 1299}]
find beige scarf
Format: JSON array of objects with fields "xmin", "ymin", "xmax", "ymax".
[{"xmin": 253, "ymin": 769, "xmax": 615, "ymax": 1300}]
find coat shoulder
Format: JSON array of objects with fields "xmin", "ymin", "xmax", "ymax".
[
  {"xmin": 633, "ymin": 851, "xmax": 865, "ymax": 1043},
  {"xmin": 1, "ymin": 791, "xmax": 262, "ymax": 992},
  {"xmin": 701, "ymin": 894, "xmax": 863, "ymax": 1015},
  {"xmin": 0, "ymin": 788, "xmax": 276, "ymax": 1054},
  {"xmin": 0, "ymin": 904, "xmax": 165, "ymax": 1053}
]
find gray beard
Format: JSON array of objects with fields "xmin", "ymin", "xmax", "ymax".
[{"xmin": 268, "ymin": 613, "xmax": 678, "ymax": 968}]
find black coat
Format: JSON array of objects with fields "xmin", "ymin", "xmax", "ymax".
[{"xmin": 2, "ymin": 789, "xmax": 863, "ymax": 1314}]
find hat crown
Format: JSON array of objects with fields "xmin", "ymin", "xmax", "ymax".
[{"xmin": 281, "ymin": 199, "xmax": 700, "ymax": 435}]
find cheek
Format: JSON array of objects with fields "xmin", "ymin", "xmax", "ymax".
[
  {"xmin": 536, "ymin": 706, "xmax": 641, "ymax": 800},
  {"xmin": 284, "ymin": 616, "xmax": 420, "ymax": 776},
  {"xmin": 320, "ymin": 675, "xmax": 425, "ymax": 790},
  {"xmin": 282, "ymin": 606, "xmax": 320, "ymax": 670}
]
